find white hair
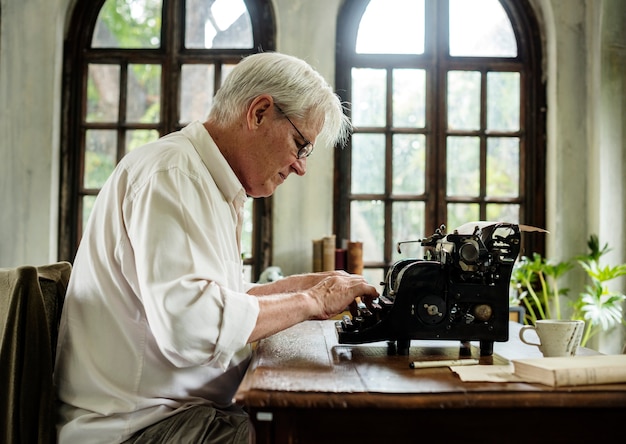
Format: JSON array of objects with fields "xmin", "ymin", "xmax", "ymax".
[{"xmin": 209, "ymin": 52, "xmax": 352, "ymax": 148}]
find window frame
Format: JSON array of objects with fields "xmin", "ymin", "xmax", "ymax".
[
  {"xmin": 334, "ymin": 0, "xmax": 546, "ymax": 276},
  {"xmin": 59, "ymin": 0, "xmax": 276, "ymax": 281}
]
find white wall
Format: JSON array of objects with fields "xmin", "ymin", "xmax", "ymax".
[
  {"xmin": 0, "ymin": 0, "xmax": 624, "ymax": 347},
  {"xmin": 0, "ymin": 0, "xmax": 70, "ymax": 267}
]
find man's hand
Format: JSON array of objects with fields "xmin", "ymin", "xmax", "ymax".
[
  {"xmin": 306, "ymin": 273, "xmax": 379, "ymax": 320},
  {"xmin": 247, "ymin": 271, "xmax": 379, "ymax": 343}
]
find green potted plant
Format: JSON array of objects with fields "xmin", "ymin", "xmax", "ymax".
[{"xmin": 510, "ymin": 235, "xmax": 626, "ymax": 348}]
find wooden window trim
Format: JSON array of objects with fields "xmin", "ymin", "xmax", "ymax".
[
  {"xmin": 334, "ymin": 0, "xmax": 546, "ymax": 274},
  {"xmin": 59, "ymin": 0, "xmax": 275, "ymax": 281}
]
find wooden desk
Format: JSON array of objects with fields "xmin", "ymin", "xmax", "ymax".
[{"xmin": 236, "ymin": 320, "xmax": 626, "ymax": 444}]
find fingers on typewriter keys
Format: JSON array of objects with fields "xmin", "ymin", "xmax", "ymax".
[{"xmin": 344, "ymin": 297, "xmax": 381, "ymax": 332}]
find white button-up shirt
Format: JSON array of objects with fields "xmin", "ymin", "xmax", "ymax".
[{"xmin": 54, "ymin": 121, "xmax": 260, "ymax": 443}]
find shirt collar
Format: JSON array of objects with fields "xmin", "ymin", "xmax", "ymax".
[{"xmin": 181, "ymin": 121, "xmax": 247, "ymax": 206}]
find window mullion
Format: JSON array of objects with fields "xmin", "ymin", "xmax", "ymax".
[
  {"xmin": 479, "ymin": 69, "xmax": 488, "ymax": 220},
  {"xmin": 118, "ymin": 63, "xmax": 129, "ymax": 163},
  {"xmin": 161, "ymin": 0, "xmax": 180, "ymax": 132},
  {"xmin": 384, "ymin": 67, "xmax": 394, "ymax": 265}
]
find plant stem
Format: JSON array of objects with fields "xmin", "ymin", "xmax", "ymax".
[
  {"xmin": 522, "ymin": 275, "xmax": 546, "ymax": 321},
  {"xmin": 551, "ymin": 278, "xmax": 561, "ymax": 320},
  {"xmin": 537, "ymin": 271, "xmax": 552, "ymax": 319},
  {"xmin": 521, "ymin": 296, "xmax": 538, "ymax": 324}
]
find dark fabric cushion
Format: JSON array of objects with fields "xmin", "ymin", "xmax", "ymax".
[{"xmin": 0, "ymin": 262, "xmax": 71, "ymax": 444}]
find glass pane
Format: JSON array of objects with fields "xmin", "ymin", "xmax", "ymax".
[
  {"xmin": 82, "ymin": 195, "xmax": 97, "ymax": 233},
  {"xmin": 487, "ymin": 203, "xmax": 519, "ymax": 224},
  {"xmin": 393, "ymin": 69, "xmax": 426, "ymax": 128},
  {"xmin": 241, "ymin": 198, "xmax": 254, "ymax": 260},
  {"xmin": 92, "ymin": 0, "xmax": 162, "ymax": 49},
  {"xmin": 392, "ymin": 134, "xmax": 426, "ymax": 195},
  {"xmin": 351, "ymin": 68, "xmax": 386, "ymax": 127},
  {"xmin": 392, "ymin": 201, "xmax": 425, "ymax": 261},
  {"xmin": 125, "ymin": 129, "xmax": 160, "ymax": 154},
  {"xmin": 487, "ymin": 137, "xmax": 519, "ymax": 197},
  {"xmin": 447, "ymin": 71, "xmax": 481, "ymax": 130},
  {"xmin": 356, "ymin": 0, "xmax": 425, "ymax": 54},
  {"xmin": 487, "ymin": 72, "xmax": 520, "ymax": 131},
  {"xmin": 84, "ymin": 130, "xmax": 117, "ymax": 189},
  {"xmin": 447, "ymin": 203, "xmax": 479, "ymax": 232},
  {"xmin": 86, "ymin": 64, "xmax": 120, "ymax": 122},
  {"xmin": 363, "ymin": 269, "xmax": 385, "ymax": 290},
  {"xmin": 221, "ymin": 64, "xmax": 236, "ymax": 85},
  {"xmin": 185, "ymin": 0, "xmax": 252, "ymax": 49},
  {"xmin": 447, "ymin": 136, "xmax": 480, "ymax": 196},
  {"xmin": 127, "ymin": 64, "xmax": 161, "ymax": 123},
  {"xmin": 351, "ymin": 134, "xmax": 385, "ymax": 194},
  {"xmin": 449, "ymin": 0, "xmax": 517, "ymax": 57},
  {"xmin": 243, "ymin": 265, "xmax": 252, "ymax": 283},
  {"xmin": 180, "ymin": 64, "xmax": 215, "ymax": 124},
  {"xmin": 351, "ymin": 200, "xmax": 384, "ymax": 263}
]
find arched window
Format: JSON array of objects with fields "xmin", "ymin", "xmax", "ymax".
[
  {"xmin": 335, "ymin": 0, "xmax": 545, "ymax": 284},
  {"xmin": 59, "ymin": 0, "xmax": 275, "ymax": 281}
]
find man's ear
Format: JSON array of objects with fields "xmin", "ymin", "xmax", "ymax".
[{"xmin": 247, "ymin": 95, "xmax": 273, "ymax": 129}]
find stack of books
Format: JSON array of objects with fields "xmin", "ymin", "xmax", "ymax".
[{"xmin": 312, "ymin": 236, "xmax": 363, "ymax": 274}]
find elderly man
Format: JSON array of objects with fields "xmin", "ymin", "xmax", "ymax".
[{"xmin": 54, "ymin": 52, "xmax": 379, "ymax": 443}]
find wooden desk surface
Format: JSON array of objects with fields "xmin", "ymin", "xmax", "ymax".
[
  {"xmin": 236, "ymin": 320, "xmax": 626, "ymax": 443},
  {"xmin": 236, "ymin": 320, "xmax": 626, "ymax": 408}
]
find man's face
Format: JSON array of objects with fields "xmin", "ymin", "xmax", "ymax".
[{"xmin": 241, "ymin": 104, "xmax": 322, "ymax": 198}]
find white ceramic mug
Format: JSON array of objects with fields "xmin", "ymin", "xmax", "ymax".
[{"xmin": 519, "ymin": 319, "xmax": 585, "ymax": 357}]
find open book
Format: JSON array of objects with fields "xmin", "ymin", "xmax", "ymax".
[{"xmin": 512, "ymin": 354, "xmax": 626, "ymax": 387}]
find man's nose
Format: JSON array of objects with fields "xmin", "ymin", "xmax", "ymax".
[{"xmin": 292, "ymin": 157, "xmax": 306, "ymax": 176}]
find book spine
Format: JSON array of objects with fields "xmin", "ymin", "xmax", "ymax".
[
  {"xmin": 322, "ymin": 235, "xmax": 336, "ymax": 271},
  {"xmin": 335, "ymin": 248, "xmax": 347, "ymax": 271},
  {"xmin": 346, "ymin": 241, "xmax": 363, "ymax": 275},
  {"xmin": 312, "ymin": 239, "xmax": 323, "ymax": 272}
]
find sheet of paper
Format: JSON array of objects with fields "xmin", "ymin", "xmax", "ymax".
[{"xmin": 451, "ymin": 363, "xmax": 526, "ymax": 382}]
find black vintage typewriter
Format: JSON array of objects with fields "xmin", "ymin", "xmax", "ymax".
[{"xmin": 336, "ymin": 222, "xmax": 524, "ymax": 356}]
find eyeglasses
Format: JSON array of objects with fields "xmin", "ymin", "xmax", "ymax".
[{"xmin": 275, "ymin": 104, "xmax": 314, "ymax": 159}]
